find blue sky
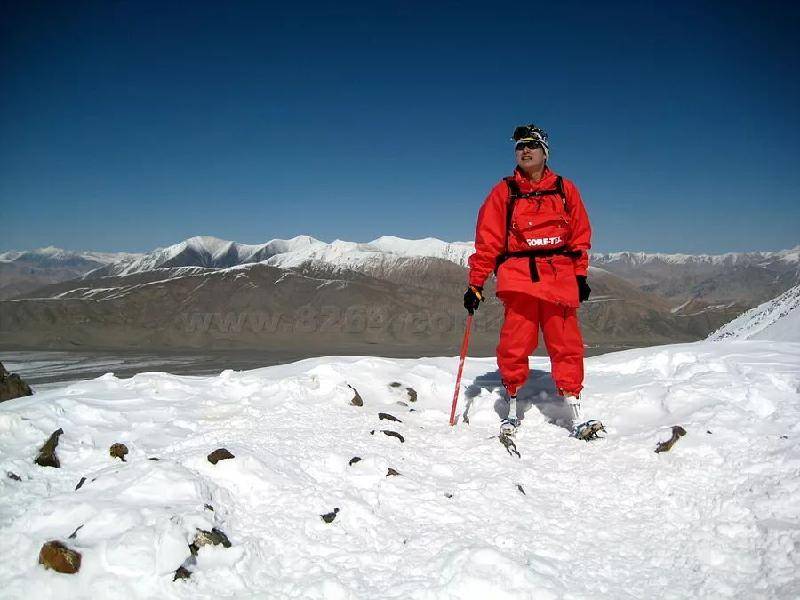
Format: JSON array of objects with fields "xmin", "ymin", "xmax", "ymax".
[{"xmin": 1, "ymin": 0, "xmax": 798, "ymax": 254}]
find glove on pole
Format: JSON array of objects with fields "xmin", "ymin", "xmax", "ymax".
[{"xmin": 449, "ymin": 313, "xmax": 474, "ymax": 426}]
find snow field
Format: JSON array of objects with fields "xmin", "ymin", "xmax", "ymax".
[{"xmin": 1, "ymin": 341, "xmax": 799, "ymax": 599}]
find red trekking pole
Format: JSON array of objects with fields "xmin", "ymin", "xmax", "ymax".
[{"xmin": 449, "ymin": 313, "xmax": 474, "ymax": 426}]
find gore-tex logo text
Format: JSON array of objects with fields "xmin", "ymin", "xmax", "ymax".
[{"xmin": 526, "ymin": 236, "xmax": 562, "ymax": 247}]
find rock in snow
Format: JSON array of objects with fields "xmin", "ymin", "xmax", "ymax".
[
  {"xmin": 38, "ymin": 541, "xmax": 81, "ymax": 574},
  {"xmin": 1, "ymin": 340, "xmax": 799, "ymax": 598},
  {"xmin": 206, "ymin": 448, "xmax": 235, "ymax": 464},
  {"xmin": 109, "ymin": 443, "xmax": 129, "ymax": 461},
  {"xmin": 34, "ymin": 428, "xmax": 63, "ymax": 468},
  {"xmin": 0, "ymin": 362, "xmax": 33, "ymax": 403}
]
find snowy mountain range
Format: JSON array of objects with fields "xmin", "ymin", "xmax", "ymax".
[
  {"xmin": 0, "ymin": 246, "xmax": 141, "ymax": 267},
  {"xmin": 79, "ymin": 235, "xmax": 800, "ymax": 279},
  {"xmin": 80, "ymin": 235, "xmax": 476, "ymax": 279},
  {"xmin": 2, "ymin": 235, "xmax": 799, "ymax": 353},
  {"xmin": 0, "ymin": 247, "xmax": 143, "ymax": 301}
]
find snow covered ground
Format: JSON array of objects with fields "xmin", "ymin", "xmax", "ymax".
[{"xmin": 1, "ymin": 340, "xmax": 799, "ymax": 599}]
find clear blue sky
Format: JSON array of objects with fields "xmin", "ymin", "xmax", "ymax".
[{"xmin": 1, "ymin": 0, "xmax": 798, "ymax": 254}]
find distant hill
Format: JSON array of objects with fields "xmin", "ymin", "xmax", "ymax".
[{"xmin": 0, "ymin": 247, "xmax": 142, "ymax": 300}]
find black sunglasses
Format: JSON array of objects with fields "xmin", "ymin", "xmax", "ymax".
[{"xmin": 515, "ymin": 140, "xmax": 542, "ymax": 151}]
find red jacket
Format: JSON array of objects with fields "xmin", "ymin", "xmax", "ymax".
[{"xmin": 468, "ymin": 166, "xmax": 592, "ymax": 308}]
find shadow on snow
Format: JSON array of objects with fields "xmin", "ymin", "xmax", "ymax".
[{"xmin": 463, "ymin": 368, "xmax": 573, "ymax": 432}]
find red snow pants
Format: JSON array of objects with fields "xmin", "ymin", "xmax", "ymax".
[{"xmin": 496, "ymin": 291, "xmax": 584, "ymax": 397}]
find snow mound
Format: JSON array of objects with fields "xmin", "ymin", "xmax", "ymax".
[
  {"xmin": 2, "ymin": 342, "xmax": 799, "ymax": 598},
  {"xmin": 708, "ymin": 284, "xmax": 800, "ymax": 342}
]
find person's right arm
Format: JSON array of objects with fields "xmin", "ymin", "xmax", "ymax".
[{"xmin": 468, "ymin": 182, "xmax": 508, "ymax": 288}]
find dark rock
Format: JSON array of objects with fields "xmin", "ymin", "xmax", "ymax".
[
  {"xmin": 378, "ymin": 412, "xmax": 402, "ymax": 423},
  {"xmin": 499, "ymin": 434, "xmax": 520, "ymax": 459},
  {"xmin": 109, "ymin": 443, "xmax": 128, "ymax": 461},
  {"xmin": 380, "ymin": 430, "xmax": 405, "ymax": 443},
  {"xmin": 68, "ymin": 525, "xmax": 83, "ymax": 540},
  {"xmin": 707, "ymin": 430, "xmax": 712, "ymax": 434},
  {"xmin": 189, "ymin": 528, "xmax": 231, "ymax": 556},
  {"xmin": 173, "ymin": 565, "xmax": 192, "ymax": 581},
  {"xmin": 516, "ymin": 483, "xmax": 526, "ymax": 495},
  {"xmin": 386, "ymin": 467, "xmax": 400, "ymax": 477},
  {"xmin": 207, "ymin": 448, "xmax": 235, "ymax": 464},
  {"xmin": 6, "ymin": 471, "xmax": 21, "ymax": 481},
  {"xmin": 148, "ymin": 457, "xmax": 160, "ymax": 461},
  {"xmin": 780, "ymin": 435, "xmax": 789, "ymax": 439},
  {"xmin": 38, "ymin": 540, "xmax": 81, "ymax": 574},
  {"xmin": 388, "ymin": 382, "xmax": 402, "ymax": 388},
  {"xmin": 75, "ymin": 477, "xmax": 87, "ymax": 490},
  {"xmin": 204, "ymin": 504, "xmax": 214, "ymax": 511},
  {"xmin": 348, "ymin": 456, "xmax": 362, "ymax": 466},
  {"xmin": 444, "ymin": 492, "xmax": 453, "ymax": 499},
  {"xmin": 348, "ymin": 384, "xmax": 363, "ymax": 407},
  {"xmin": 321, "ymin": 508, "xmax": 340, "ymax": 523},
  {"xmin": 35, "ymin": 428, "xmax": 64, "ymax": 468},
  {"xmin": 0, "ymin": 362, "xmax": 33, "ymax": 402},
  {"xmin": 406, "ymin": 387, "xmax": 417, "ymax": 403},
  {"xmin": 655, "ymin": 426, "xmax": 687, "ymax": 453}
]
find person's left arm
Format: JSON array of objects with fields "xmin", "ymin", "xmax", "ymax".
[{"xmin": 564, "ymin": 179, "xmax": 591, "ymax": 276}]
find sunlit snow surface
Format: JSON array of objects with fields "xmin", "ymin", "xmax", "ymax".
[{"xmin": 1, "ymin": 341, "xmax": 799, "ymax": 599}]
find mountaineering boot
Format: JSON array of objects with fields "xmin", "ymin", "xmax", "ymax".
[
  {"xmin": 564, "ymin": 394, "xmax": 605, "ymax": 441},
  {"xmin": 500, "ymin": 395, "xmax": 519, "ymax": 436}
]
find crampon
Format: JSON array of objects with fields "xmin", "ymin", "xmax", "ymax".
[{"xmin": 572, "ymin": 420, "xmax": 605, "ymax": 441}]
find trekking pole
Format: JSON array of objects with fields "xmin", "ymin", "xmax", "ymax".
[{"xmin": 449, "ymin": 313, "xmax": 474, "ymax": 426}]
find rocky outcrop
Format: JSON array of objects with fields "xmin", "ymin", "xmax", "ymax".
[{"xmin": 0, "ymin": 362, "xmax": 33, "ymax": 402}]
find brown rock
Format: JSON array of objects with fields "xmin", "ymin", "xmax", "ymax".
[
  {"xmin": 388, "ymin": 381, "xmax": 402, "ymax": 388},
  {"xmin": 406, "ymin": 387, "xmax": 417, "ymax": 403},
  {"xmin": 109, "ymin": 443, "xmax": 128, "ymax": 461},
  {"xmin": 655, "ymin": 426, "xmax": 687, "ymax": 453},
  {"xmin": 348, "ymin": 384, "xmax": 363, "ymax": 407},
  {"xmin": 386, "ymin": 467, "xmax": 400, "ymax": 477},
  {"xmin": 207, "ymin": 448, "xmax": 235, "ymax": 464},
  {"xmin": 38, "ymin": 540, "xmax": 81, "ymax": 574},
  {"xmin": 173, "ymin": 565, "xmax": 192, "ymax": 581},
  {"xmin": 35, "ymin": 428, "xmax": 64, "ymax": 468},
  {"xmin": 0, "ymin": 362, "xmax": 33, "ymax": 402}
]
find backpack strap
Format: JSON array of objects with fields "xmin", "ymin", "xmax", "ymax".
[{"xmin": 495, "ymin": 175, "xmax": 570, "ymax": 273}]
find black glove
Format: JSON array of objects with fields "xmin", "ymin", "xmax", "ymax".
[
  {"xmin": 463, "ymin": 285, "xmax": 484, "ymax": 314},
  {"xmin": 577, "ymin": 276, "xmax": 591, "ymax": 303}
]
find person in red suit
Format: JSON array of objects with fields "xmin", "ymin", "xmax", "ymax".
[{"xmin": 464, "ymin": 124, "xmax": 604, "ymax": 440}]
